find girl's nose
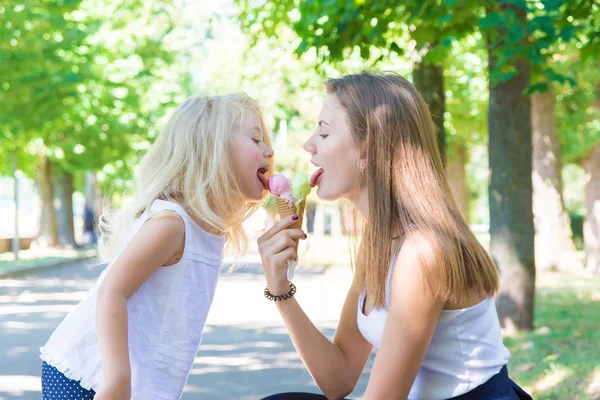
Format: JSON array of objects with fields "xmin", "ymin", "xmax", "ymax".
[{"xmin": 263, "ymin": 144, "xmax": 274, "ymax": 158}]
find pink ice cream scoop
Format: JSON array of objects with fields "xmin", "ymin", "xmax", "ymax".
[{"xmin": 268, "ymin": 174, "xmax": 291, "ymax": 196}]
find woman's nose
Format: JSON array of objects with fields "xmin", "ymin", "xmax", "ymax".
[{"xmin": 303, "ymin": 136, "xmax": 316, "ymax": 155}]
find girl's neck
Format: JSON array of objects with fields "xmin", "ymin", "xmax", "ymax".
[
  {"xmin": 195, "ymin": 219, "xmax": 223, "ymax": 236},
  {"xmin": 185, "ymin": 212, "xmax": 224, "ymax": 236}
]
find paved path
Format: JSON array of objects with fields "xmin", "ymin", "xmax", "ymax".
[{"xmin": 0, "ymin": 259, "xmax": 373, "ymax": 399}]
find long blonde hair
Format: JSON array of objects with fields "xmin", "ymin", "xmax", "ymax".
[
  {"xmin": 326, "ymin": 72, "xmax": 498, "ymax": 308},
  {"xmin": 99, "ymin": 93, "xmax": 272, "ymax": 261}
]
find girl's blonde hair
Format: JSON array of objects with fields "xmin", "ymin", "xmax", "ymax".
[
  {"xmin": 98, "ymin": 93, "xmax": 272, "ymax": 261},
  {"xmin": 326, "ymin": 72, "xmax": 498, "ymax": 308}
]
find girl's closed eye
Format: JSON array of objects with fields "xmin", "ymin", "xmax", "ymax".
[
  {"xmin": 319, "ymin": 134, "xmax": 329, "ymax": 139},
  {"xmin": 253, "ymin": 138, "xmax": 263, "ymax": 144}
]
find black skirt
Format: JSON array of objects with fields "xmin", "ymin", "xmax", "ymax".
[{"xmin": 260, "ymin": 365, "xmax": 532, "ymax": 400}]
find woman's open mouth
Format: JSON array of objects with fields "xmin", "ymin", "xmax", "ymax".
[{"xmin": 310, "ymin": 168, "xmax": 324, "ymax": 187}]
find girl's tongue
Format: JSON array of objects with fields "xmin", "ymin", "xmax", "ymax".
[
  {"xmin": 310, "ymin": 168, "xmax": 324, "ymax": 187},
  {"xmin": 257, "ymin": 171, "xmax": 269, "ymax": 190}
]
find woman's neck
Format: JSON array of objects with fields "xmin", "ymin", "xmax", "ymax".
[
  {"xmin": 347, "ymin": 187, "xmax": 369, "ymax": 220},
  {"xmin": 348, "ymin": 188, "xmax": 411, "ymax": 240}
]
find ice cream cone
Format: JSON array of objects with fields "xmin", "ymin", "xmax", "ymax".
[
  {"xmin": 275, "ymin": 196, "xmax": 305, "ymax": 229},
  {"xmin": 275, "ymin": 197, "xmax": 306, "ymax": 281},
  {"xmin": 270, "ymin": 173, "xmax": 311, "ymax": 281}
]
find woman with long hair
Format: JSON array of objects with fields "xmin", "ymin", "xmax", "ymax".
[{"xmin": 258, "ymin": 72, "xmax": 531, "ymax": 400}]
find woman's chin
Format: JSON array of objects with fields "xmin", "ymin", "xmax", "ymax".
[{"xmin": 315, "ymin": 186, "xmax": 341, "ymax": 202}]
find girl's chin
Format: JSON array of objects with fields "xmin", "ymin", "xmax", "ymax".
[
  {"xmin": 248, "ymin": 177, "xmax": 268, "ymax": 201},
  {"xmin": 240, "ymin": 185, "xmax": 265, "ymax": 202},
  {"xmin": 249, "ymin": 189, "xmax": 266, "ymax": 202}
]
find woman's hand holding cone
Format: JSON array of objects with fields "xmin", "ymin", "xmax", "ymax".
[{"xmin": 257, "ymin": 215, "xmax": 307, "ymax": 295}]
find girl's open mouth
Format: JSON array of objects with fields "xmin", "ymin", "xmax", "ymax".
[{"xmin": 257, "ymin": 167, "xmax": 270, "ymax": 190}]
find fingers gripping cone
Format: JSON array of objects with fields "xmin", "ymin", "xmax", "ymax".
[
  {"xmin": 275, "ymin": 196, "xmax": 306, "ymax": 229},
  {"xmin": 274, "ymin": 196, "xmax": 305, "ymax": 280}
]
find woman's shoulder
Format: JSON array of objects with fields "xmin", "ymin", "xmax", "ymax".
[
  {"xmin": 398, "ymin": 230, "xmax": 443, "ymax": 269},
  {"xmin": 397, "ymin": 228, "xmax": 494, "ymax": 307},
  {"xmin": 393, "ymin": 229, "xmax": 447, "ymax": 295}
]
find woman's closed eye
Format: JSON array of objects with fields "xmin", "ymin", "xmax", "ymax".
[
  {"xmin": 319, "ymin": 134, "xmax": 329, "ymax": 139},
  {"xmin": 253, "ymin": 138, "xmax": 263, "ymax": 144}
]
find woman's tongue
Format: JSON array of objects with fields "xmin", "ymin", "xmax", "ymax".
[{"xmin": 310, "ymin": 168, "xmax": 324, "ymax": 187}]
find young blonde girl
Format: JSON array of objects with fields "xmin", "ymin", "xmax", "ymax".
[
  {"xmin": 258, "ymin": 72, "xmax": 531, "ymax": 400},
  {"xmin": 40, "ymin": 93, "xmax": 274, "ymax": 400}
]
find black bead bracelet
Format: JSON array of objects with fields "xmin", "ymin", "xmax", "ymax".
[{"xmin": 264, "ymin": 282, "xmax": 297, "ymax": 302}]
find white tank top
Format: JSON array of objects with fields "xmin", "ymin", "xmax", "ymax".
[
  {"xmin": 357, "ymin": 245, "xmax": 510, "ymax": 400},
  {"xmin": 40, "ymin": 200, "xmax": 226, "ymax": 399}
]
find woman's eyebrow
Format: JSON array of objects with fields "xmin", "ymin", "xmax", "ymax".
[{"xmin": 318, "ymin": 120, "xmax": 330, "ymax": 127}]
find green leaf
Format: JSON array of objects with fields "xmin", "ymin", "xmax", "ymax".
[
  {"xmin": 411, "ymin": 26, "xmax": 437, "ymax": 46},
  {"xmin": 526, "ymin": 82, "xmax": 549, "ymax": 95},
  {"xmin": 442, "ymin": 36, "xmax": 456, "ymax": 48},
  {"xmin": 532, "ymin": 15, "xmax": 556, "ymax": 36},
  {"xmin": 498, "ymin": 70, "xmax": 519, "ymax": 82},
  {"xmin": 390, "ymin": 42, "xmax": 404, "ymax": 56},
  {"xmin": 543, "ymin": 0, "xmax": 567, "ymax": 13},
  {"xmin": 359, "ymin": 44, "xmax": 370, "ymax": 59},
  {"xmin": 559, "ymin": 25, "xmax": 577, "ymax": 42},
  {"xmin": 480, "ymin": 12, "xmax": 500, "ymax": 30},
  {"xmin": 438, "ymin": 13, "xmax": 453, "ymax": 25},
  {"xmin": 296, "ymin": 39, "xmax": 309, "ymax": 55}
]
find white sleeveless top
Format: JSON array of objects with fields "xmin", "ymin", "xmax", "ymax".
[
  {"xmin": 357, "ymin": 246, "xmax": 510, "ymax": 400},
  {"xmin": 40, "ymin": 200, "xmax": 226, "ymax": 399}
]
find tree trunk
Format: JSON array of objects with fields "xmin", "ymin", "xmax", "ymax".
[
  {"xmin": 531, "ymin": 88, "xmax": 578, "ymax": 271},
  {"xmin": 85, "ymin": 171, "xmax": 100, "ymax": 213},
  {"xmin": 36, "ymin": 154, "xmax": 60, "ymax": 248},
  {"xmin": 446, "ymin": 144, "xmax": 469, "ymax": 221},
  {"xmin": 413, "ymin": 59, "xmax": 446, "ymax": 165},
  {"xmin": 84, "ymin": 170, "xmax": 101, "ymax": 242},
  {"xmin": 11, "ymin": 154, "xmax": 20, "ymax": 258},
  {"xmin": 54, "ymin": 169, "xmax": 78, "ymax": 248},
  {"xmin": 583, "ymin": 143, "xmax": 600, "ymax": 274},
  {"xmin": 487, "ymin": 4, "xmax": 535, "ymax": 332}
]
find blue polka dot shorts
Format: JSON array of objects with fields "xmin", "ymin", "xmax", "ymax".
[{"xmin": 42, "ymin": 361, "xmax": 96, "ymax": 399}]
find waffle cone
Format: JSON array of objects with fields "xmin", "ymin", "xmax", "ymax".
[{"xmin": 275, "ymin": 196, "xmax": 305, "ymax": 229}]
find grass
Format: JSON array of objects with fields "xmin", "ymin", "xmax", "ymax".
[{"xmin": 506, "ymin": 270, "xmax": 600, "ymax": 400}]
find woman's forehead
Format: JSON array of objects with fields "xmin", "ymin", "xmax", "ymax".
[{"xmin": 320, "ymin": 95, "xmax": 344, "ymax": 122}]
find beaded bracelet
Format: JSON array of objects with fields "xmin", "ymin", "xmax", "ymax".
[{"xmin": 264, "ymin": 282, "xmax": 297, "ymax": 302}]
